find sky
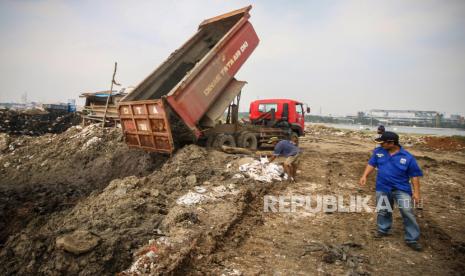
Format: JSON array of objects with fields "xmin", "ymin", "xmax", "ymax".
[{"xmin": 0, "ymin": 0, "xmax": 464, "ymax": 116}]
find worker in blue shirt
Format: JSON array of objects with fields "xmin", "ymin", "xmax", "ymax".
[
  {"xmin": 359, "ymin": 131, "xmax": 423, "ymax": 251},
  {"xmin": 268, "ymin": 136, "xmax": 301, "ymax": 182}
]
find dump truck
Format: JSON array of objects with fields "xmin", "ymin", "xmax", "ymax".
[
  {"xmin": 249, "ymin": 99, "xmax": 310, "ymax": 137},
  {"xmin": 118, "ymin": 6, "xmax": 308, "ymax": 154}
]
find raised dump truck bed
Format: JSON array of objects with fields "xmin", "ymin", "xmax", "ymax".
[{"xmin": 119, "ymin": 6, "xmax": 259, "ymax": 153}]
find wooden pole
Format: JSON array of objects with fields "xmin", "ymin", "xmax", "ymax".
[{"xmin": 102, "ymin": 62, "xmax": 119, "ymax": 127}]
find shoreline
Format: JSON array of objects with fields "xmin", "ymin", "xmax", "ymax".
[{"xmin": 308, "ymin": 122, "xmax": 465, "ymax": 136}]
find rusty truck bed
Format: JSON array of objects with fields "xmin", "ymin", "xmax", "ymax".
[{"xmin": 119, "ymin": 6, "xmax": 259, "ymax": 153}]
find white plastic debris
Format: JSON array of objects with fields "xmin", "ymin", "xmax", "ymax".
[
  {"xmin": 83, "ymin": 136, "xmax": 102, "ymax": 149},
  {"xmin": 232, "ymin": 173, "xmax": 244, "ymax": 179},
  {"xmin": 194, "ymin": 186, "xmax": 207, "ymax": 193},
  {"xmin": 237, "ymin": 158, "xmax": 285, "ymax": 183},
  {"xmin": 146, "ymin": 250, "xmax": 157, "ymax": 261},
  {"xmin": 176, "ymin": 191, "xmax": 208, "ymax": 206}
]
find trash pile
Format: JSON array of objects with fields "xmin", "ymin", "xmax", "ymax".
[
  {"xmin": 0, "ymin": 108, "xmax": 80, "ymax": 135},
  {"xmin": 176, "ymin": 184, "xmax": 240, "ymax": 206},
  {"xmin": 227, "ymin": 156, "xmax": 286, "ymax": 183}
]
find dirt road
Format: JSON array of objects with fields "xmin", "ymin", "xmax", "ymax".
[{"xmin": 186, "ymin": 130, "xmax": 465, "ymax": 275}]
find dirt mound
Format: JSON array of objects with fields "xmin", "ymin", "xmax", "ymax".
[
  {"xmin": 0, "ymin": 145, "xmax": 238, "ymax": 275},
  {"xmin": 422, "ymin": 136, "xmax": 465, "ymax": 151},
  {"xmin": 0, "ymin": 124, "xmax": 165, "ymax": 247},
  {"xmin": 0, "ymin": 108, "xmax": 80, "ymax": 135}
]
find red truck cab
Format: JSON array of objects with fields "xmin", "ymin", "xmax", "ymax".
[{"xmin": 249, "ymin": 99, "xmax": 309, "ymax": 136}]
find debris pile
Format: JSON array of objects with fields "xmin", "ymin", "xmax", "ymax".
[
  {"xmin": 0, "ymin": 145, "xmax": 239, "ymax": 275},
  {"xmin": 176, "ymin": 184, "xmax": 240, "ymax": 206},
  {"xmin": 0, "ymin": 108, "xmax": 80, "ymax": 135},
  {"xmin": 0, "ymin": 124, "xmax": 163, "ymax": 252},
  {"xmin": 234, "ymin": 157, "xmax": 286, "ymax": 182}
]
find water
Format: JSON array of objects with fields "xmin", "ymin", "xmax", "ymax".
[{"xmin": 310, "ymin": 123, "xmax": 465, "ymax": 136}]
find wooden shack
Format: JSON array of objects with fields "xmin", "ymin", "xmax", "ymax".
[{"xmin": 79, "ymin": 90, "xmax": 127, "ymax": 125}]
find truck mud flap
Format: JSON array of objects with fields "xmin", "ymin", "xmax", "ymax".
[{"xmin": 118, "ymin": 100, "xmax": 174, "ymax": 153}]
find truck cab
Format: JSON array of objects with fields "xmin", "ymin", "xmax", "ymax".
[{"xmin": 249, "ymin": 99, "xmax": 309, "ymax": 136}]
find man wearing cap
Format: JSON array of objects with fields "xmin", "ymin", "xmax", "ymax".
[
  {"xmin": 375, "ymin": 125, "xmax": 385, "ymax": 148},
  {"xmin": 359, "ymin": 131, "xmax": 424, "ymax": 251},
  {"xmin": 377, "ymin": 125, "xmax": 386, "ymax": 135},
  {"xmin": 268, "ymin": 136, "xmax": 301, "ymax": 182}
]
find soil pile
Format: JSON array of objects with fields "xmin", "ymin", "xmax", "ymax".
[
  {"xmin": 422, "ymin": 136, "xmax": 465, "ymax": 151},
  {"xmin": 0, "ymin": 145, "xmax": 238, "ymax": 275},
  {"xmin": 0, "ymin": 124, "xmax": 164, "ymax": 247}
]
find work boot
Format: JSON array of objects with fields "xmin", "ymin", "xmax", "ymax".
[{"xmin": 406, "ymin": 242, "xmax": 423, "ymax": 252}]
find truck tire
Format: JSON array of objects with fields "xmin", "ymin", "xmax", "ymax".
[
  {"xmin": 213, "ymin": 134, "xmax": 236, "ymax": 149},
  {"xmin": 238, "ymin": 132, "xmax": 258, "ymax": 150}
]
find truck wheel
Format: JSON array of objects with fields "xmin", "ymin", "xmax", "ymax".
[
  {"xmin": 238, "ymin": 132, "xmax": 258, "ymax": 150},
  {"xmin": 213, "ymin": 134, "xmax": 236, "ymax": 149}
]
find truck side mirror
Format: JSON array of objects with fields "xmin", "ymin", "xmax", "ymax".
[{"xmin": 306, "ymin": 107, "xmax": 311, "ymax": 113}]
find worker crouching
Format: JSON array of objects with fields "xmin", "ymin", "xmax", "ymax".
[{"xmin": 268, "ymin": 135, "xmax": 301, "ymax": 183}]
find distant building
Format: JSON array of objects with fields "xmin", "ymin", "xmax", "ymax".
[
  {"xmin": 351, "ymin": 109, "xmax": 464, "ymax": 128},
  {"xmin": 368, "ymin": 109, "xmax": 439, "ymax": 124}
]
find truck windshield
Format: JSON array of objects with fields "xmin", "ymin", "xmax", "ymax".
[
  {"xmin": 296, "ymin": 104, "xmax": 304, "ymax": 115},
  {"xmin": 258, "ymin": 103, "xmax": 277, "ymax": 113}
]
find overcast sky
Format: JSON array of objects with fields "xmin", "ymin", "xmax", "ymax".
[{"xmin": 0, "ymin": 0, "xmax": 464, "ymax": 116}]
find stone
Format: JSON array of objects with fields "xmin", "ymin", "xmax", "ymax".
[
  {"xmin": 56, "ymin": 230, "xmax": 101, "ymax": 255},
  {"xmin": 186, "ymin": 175, "xmax": 197, "ymax": 186},
  {"xmin": 0, "ymin": 133, "xmax": 9, "ymax": 151}
]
